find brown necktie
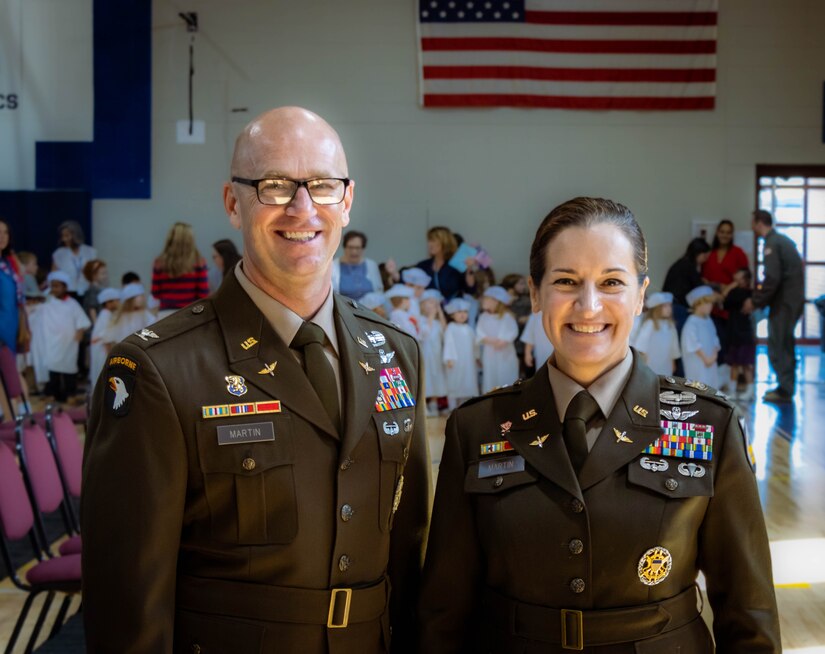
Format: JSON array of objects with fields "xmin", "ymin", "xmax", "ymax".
[
  {"xmin": 291, "ymin": 322, "xmax": 340, "ymax": 431},
  {"xmin": 563, "ymin": 391, "xmax": 601, "ymax": 473}
]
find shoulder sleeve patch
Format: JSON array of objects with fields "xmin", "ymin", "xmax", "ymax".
[{"xmin": 104, "ymin": 357, "xmax": 139, "ymax": 417}]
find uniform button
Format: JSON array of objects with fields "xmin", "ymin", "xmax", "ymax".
[
  {"xmin": 191, "ymin": 645, "xmax": 201, "ymax": 654},
  {"xmin": 493, "ymin": 475, "xmax": 504, "ymax": 488},
  {"xmin": 568, "ymin": 539, "xmax": 584, "ymax": 555},
  {"xmin": 191, "ymin": 304, "xmax": 204, "ymax": 314},
  {"xmin": 242, "ymin": 457, "xmax": 256, "ymax": 471},
  {"xmin": 339, "ymin": 555, "xmax": 351, "ymax": 572},
  {"xmin": 570, "ymin": 498, "xmax": 584, "ymax": 514},
  {"xmin": 340, "ymin": 458, "xmax": 353, "ymax": 471},
  {"xmin": 341, "ymin": 504, "xmax": 354, "ymax": 522},
  {"xmin": 569, "ymin": 578, "xmax": 586, "ymax": 594},
  {"xmin": 665, "ymin": 478, "xmax": 679, "ymax": 491}
]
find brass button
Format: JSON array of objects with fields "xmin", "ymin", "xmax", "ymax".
[
  {"xmin": 338, "ymin": 555, "xmax": 351, "ymax": 572},
  {"xmin": 340, "ymin": 458, "xmax": 353, "ymax": 471},
  {"xmin": 341, "ymin": 504, "xmax": 354, "ymax": 522},
  {"xmin": 191, "ymin": 645, "xmax": 201, "ymax": 654},
  {"xmin": 242, "ymin": 457, "xmax": 256, "ymax": 471},
  {"xmin": 191, "ymin": 304, "xmax": 204, "ymax": 314},
  {"xmin": 665, "ymin": 478, "xmax": 679, "ymax": 491},
  {"xmin": 570, "ymin": 498, "xmax": 584, "ymax": 514},
  {"xmin": 570, "ymin": 578, "xmax": 586, "ymax": 594},
  {"xmin": 493, "ymin": 475, "xmax": 504, "ymax": 488},
  {"xmin": 569, "ymin": 539, "xmax": 584, "ymax": 555}
]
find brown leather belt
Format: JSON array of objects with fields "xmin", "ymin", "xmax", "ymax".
[
  {"xmin": 482, "ymin": 584, "xmax": 701, "ymax": 650},
  {"xmin": 177, "ymin": 575, "xmax": 389, "ymax": 629}
]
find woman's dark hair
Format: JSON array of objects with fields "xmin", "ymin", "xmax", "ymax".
[
  {"xmin": 213, "ymin": 239, "xmax": 241, "ymax": 277},
  {"xmin": 529, "ymin": 197, "xmax": 648, "ymax": 285},
  {"xmin": 0, "ymin": 219, "xmax": 12, "ymax": 258},
  {"xmin": 684, "ymin": 237, "xmax": 711, "ymax": 263},
  {"xmin": 711, "ymin": 219, "xmax": 735, "ymax": 251},
  {"xmin": 343, "ymin": 230, "xmax": 367, "ymax": 248}
]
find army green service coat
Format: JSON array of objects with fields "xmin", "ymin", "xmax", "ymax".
[
  {"xmin": 419, "ymin": 355, "xmax": 780, "ymax": 653},
  {"xmin": 81, "ymin": 273, "xmax": 430, "ymax": 654}
]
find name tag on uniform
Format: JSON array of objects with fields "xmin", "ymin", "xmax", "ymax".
[
  {"xmin": 216, "ymin": 422, "xmax": 275, "ymax": 445},
  {"xmin": 478, "ymin": 455, "xmax": 525, "ymax": 478}
]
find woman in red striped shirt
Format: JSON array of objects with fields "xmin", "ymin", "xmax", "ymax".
[{"xmin": 151, "ymin": 222, "xmax": 209, "ymax": 318}]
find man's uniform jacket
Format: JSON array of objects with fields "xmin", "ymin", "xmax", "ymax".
[
  {"xmin": 419, "ymin": 355, "xmax": 780, "ymax": 653},
  {"xmin": 81, "ymin": 273, "xmax": 431, "ymax": 653}
]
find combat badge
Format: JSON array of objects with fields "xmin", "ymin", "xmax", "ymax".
[
  {"xmin": 383, "ymin": 421, "xmax": 400, "ymax": 436},
  {"xmin": 366, "ymin": 330, "xmax": 386, "ymax": 347},
  {"xmin": 225, "ymin": 375, "xmax": 248, "ymax": 397},
  {"xmin": 135, "ymin": 328, "xmax": 159, "ymax": 342},
  {"xmin": 678, "ymin": 462, "xmax": 706, "ymax": 478},
  {"xmin": 639, "ymin": 457, "xmax": 669, "ymax": 473},
  {"xmin": 660, "ymin": 406, "xmax": 698, "ymax": 421},
  {"xmin": 637, "ymin": 546, "xmax": 672, "ymax": 586},
  {"xmin": 105, "ymin": 355, "xmax": 139, "ymax": 417},
  {"xmin": 659, "ymin": 390, "xmax": 697, "ymax": 406},
  {"xmin": 613, "ymin": 428, "xmax": 633, "ymax": 444}
]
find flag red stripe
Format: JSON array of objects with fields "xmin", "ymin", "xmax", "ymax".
[
  {"xmin": 524, "ymin": 11, "xmax": 717, "ymax": 26},
  {"xmin": 423, "ymin": 94, "xmax": 715, "ymax": 110},
  {"xmin": 421, "ymin": 37, "xmax": 716, "ymax": 54},
  {"xmin": 423, "ymin": 65, "xmax": 716, "ymax": 83}
]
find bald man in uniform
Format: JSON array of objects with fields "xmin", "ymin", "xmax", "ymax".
[{"xmin": 81, "ymin": 107, "xmax": 431, "ymax": 653}]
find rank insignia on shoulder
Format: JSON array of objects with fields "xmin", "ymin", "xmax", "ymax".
[
  {"xmin": 659, "ymin": 390, "xmax": 697, "ymax": 406},
  {"xmin": 638, "ymin": 546, "xmax": 672, "ymax": 586},
  {"xmin": 135, "ymin": 328, "xmax": 159, "ymax": 342},
  {"xmin": 613, "ymin": 428, "xmax": 633, "ymax": 444},
  {"xmin": 643, "ymin": 421, "xmax": 714, "ymax": 461},
  {"xmin": 529, "ymin": 434, "xmax": 549, "ymax": 448},
  {"xmin": 105, "ymin": 357, "xmax": 139, "ymax": 417},
  {"xmin": 374, "ymin": 367, "xmax": 415, "ymax": 411},
  {"xmin": 660, "ymin": 406, "xmax": 698, "ymax": 421},
  {"xmin": 225, "ymin": 375, "xmax": 248, "ymax": 397},
  {"xmin": 481, "ymin": 440, "xmax": 514, "ymax": 455},
  {"xmin": 683, "ymin": 379, "xmax": 708, "ymax": 391}
]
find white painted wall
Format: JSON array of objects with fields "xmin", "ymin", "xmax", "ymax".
[{"xmin": 8, "ymin": 0, "xmax": 825, "ymax": 288}]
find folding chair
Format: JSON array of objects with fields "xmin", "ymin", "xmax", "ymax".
[
  {"xmin": 0, "ymin": 345, "xmax": 29, "ymax": 445},
  {"xmin": 14, "ymin": 417, "xmax": 81, "ymax": 558},
  {"xmin": 0, "ymin": 441, "xmax": 81, "ymax": 654}
]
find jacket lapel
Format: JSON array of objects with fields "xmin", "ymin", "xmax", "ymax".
[
  {"xmin": 211, "ymin": 273, "xmax": 338, "ymax": 440},
  {"xmin": 577, "ymin": 355, "xmax": 663, "ymax": 491},
  {"xmin": 504, "ymin": 367, "xmax": 583, "ymax": 502}
]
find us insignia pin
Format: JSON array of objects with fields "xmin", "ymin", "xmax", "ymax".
[
  {"xmin": 135, "ymin": 328, "xmax": 159, "ymax": 341},
  {"xmin": 258, "ymin": 362, "xmax": 277, "ymax": 376},
  {"xmin": 530, "ymin": 434, "xmax": 549, "ymax": 448},
  {"xmin": 522, "ymin": 408, "xmax": 538, "ymax": 421},
  {"xmin": 240, "ymin": 337, "xmax": 258, "ymax": 351},
  {"xmin": 633, "ymin": 405, "xmax": 648, "ymax": 418},
  {"xmin": 225, "ymin": 375, "xmax": 248, "ymax": 397},
  {"xmin": 638, "ymin": 546, "xmax": 672, "ymax": 586},
  {"xmin": 660, "ymin": 406, "xmax": 698, "ymax": 421},
  {"xmin": 613, "ymin": 427, "xmax": 633, "ymax": 444},
  {"xmin": 359, "ymin": 361, "xmax": 375, "ymax": 374}
]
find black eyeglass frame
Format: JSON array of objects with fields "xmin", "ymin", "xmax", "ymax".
[{"xmin": 231, "ymin": 176, "xmax": 351, "ymax": 205}]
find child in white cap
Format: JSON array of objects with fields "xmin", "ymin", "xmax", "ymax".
[
  {"xmin": 358, "ymin": 291, "xmax": 388, "ymax": 320},
  {"xmin": 89, "ymin": 288, "xmax": 121, "ymax": 391},
  {"xmin": 634, "ymin": 292, "xmax": 681, "ymax": 376},
  {"xmin": 681, "ymin": 286, "xmax": 720, "ymax": 388},
  {"xmin": 443, "ymin": 298, "xmax": 478, "ymax": 409},
  {"xmin": 402, "ymin": 267, "xmax": 432, "ymax": 319},
  {"xmin": 40, "ymin": 271, "xmax": 92, "ymax": 402},
  {"xmin": 419, "ymin": 289, "xmax": 447, "ymax": 415},
  {"xmin": 104, "ymin": 283, "xmax": 157, "ymax": 348},
  {"xmin": 476, "ymin": 285, "xmax": 519, "ymax": 393},
  {"xmin": 385, "ymin": 284, "xmax": 418, "ymax": 338},
  {"xmin": 520, "ymin": 310, "xmax": 554, "ymax": 373}
]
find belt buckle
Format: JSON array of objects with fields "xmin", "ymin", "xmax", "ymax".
[
  {"xmin": 327, "ymin": 588, "xmax": 352, "ymax": 628},
  {"xmin": 560, "ymin": 608, "xmax": 584, "ymax": 650}
]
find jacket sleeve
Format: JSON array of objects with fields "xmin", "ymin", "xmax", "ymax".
[
  {"xmin": 81, "ymin": 341, "xmax": 187, "ymax": 653},
  {"xmin": 418, "ymin": 409, "xmax": 482, "ymax": 654},
  {"xmin": 697, "ymin": 408, "xmax": 781, "ymax": 652},
  {"xmin": 388, "ymin": 338, "xmax": 432, "ymax": 653},
  {"xmin": 752, "ymin": 237, "xmax": 781, "ymax": 308}
]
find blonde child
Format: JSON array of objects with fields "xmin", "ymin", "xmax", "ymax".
[
  {"xmin": 681, "ymin": 286, "xmax": 720, "ymax": 388},
  {"xmin": 634, "ymin": 292, "xmax": 681, "ymax": 376},
  {"xmin": 442, "ymin": 298, "xmax": 478, "ymax": 409},
  {"xmin": 476, "ymin": 285, "xmax": 519, "ymax": 393},
  {"xmin": 358, "ymin": 291, "xmax": 388, "ymax": 320},
  {"xmin": 385, "ymin": 284, "xmax": 418, "ymax": 338},
  {"xmin": 89, "ymin": 288, "xmax": 120, "ymax": 391},
  {"xmin": 103, "ymin": 283, "xmax": 157, "ymax": 349},
  {"xmin": 419, "ymin": 289, "xmax": 447, "ymax": 415}
]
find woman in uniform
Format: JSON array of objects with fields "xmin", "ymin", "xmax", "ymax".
[{"xmin": 419, "ymin": 197, "xmax": 780, "ymax": 653}]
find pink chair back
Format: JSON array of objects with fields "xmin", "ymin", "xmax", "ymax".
[
  {"xmin": 0, "ymin": 345, "xmax": 23, "ymax": 400},
  {"xmin": 20, "ymin": 422, "xmax": 65, "ymax": 514},
  {"xmin": 0, "ymin": 442, "xmax": 34, "ymax": 540},
  {"xmin": 50, "ymin": 411, "xmax": 83, "ymax": 497}
]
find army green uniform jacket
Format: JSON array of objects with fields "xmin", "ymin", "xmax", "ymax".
[
  {"xmin": 81, "ymin": 273, "xmax": 430, "ymax": 654},
  {"xmin": 419, "ymin": 355, "xmax": 780, "ymax": 653},
  {"xmin": 753, "ymin": 229, "xmax": 804, "ymax": 313}
]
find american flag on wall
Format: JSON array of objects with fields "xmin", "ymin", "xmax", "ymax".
[{"xmin": 417, "ymin": 0, "xmax": 718, "ymax": 110}]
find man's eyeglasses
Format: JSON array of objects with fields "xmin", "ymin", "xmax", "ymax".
[{"xmin": 232, "ymin": 176, "xmax": 350, "ymax": 206}]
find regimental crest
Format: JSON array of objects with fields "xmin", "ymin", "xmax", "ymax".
[
  {"xmin": 660, "ymin": 406, "xmax": 699, "ymax": 421},
  {"xmin": 638, "ymin": 546, "xmax": 673, "ymax": 586},
  {"xmin": 225, "ymin": 375, "xmax": 248, "ymax": 397}
]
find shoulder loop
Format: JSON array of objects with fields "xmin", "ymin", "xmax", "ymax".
[{"xmin": 124, "ymin": 300, "xmax": 216, "ymax": 350}]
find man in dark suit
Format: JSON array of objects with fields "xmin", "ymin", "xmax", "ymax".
[{"xmin": 81, "ymin": 107, "xmax": 430, "ymax": 653}]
